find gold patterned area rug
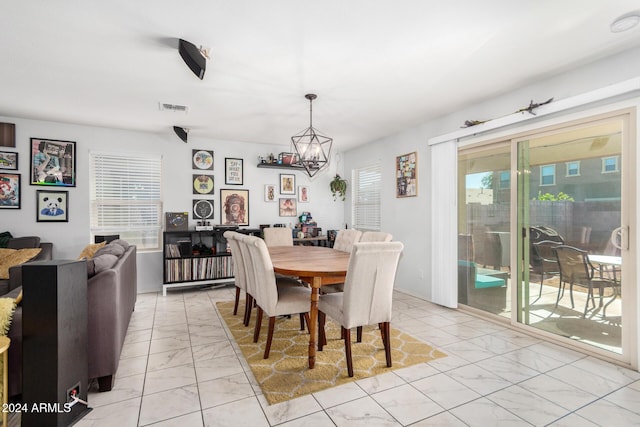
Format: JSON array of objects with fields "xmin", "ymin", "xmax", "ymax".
[{"xmin": 216, "ymin": 300, "xmax": 447, "ymax": 405}]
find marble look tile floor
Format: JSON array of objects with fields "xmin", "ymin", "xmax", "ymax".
[{"xmin": 70, "ymin": 286, "xmax": 640, "ymax": 427}]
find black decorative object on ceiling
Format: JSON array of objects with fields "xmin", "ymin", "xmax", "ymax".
[
  {"xmin": 178, "ymin": 39, "xmax": 208, "ymax": 80},
  {"xmin": 173, "ymin": 126, "xmax": 189, "ymax": 143},
  {"xmin": 291, "ymin": 94, "xmax": 333, "ymax": 178}
]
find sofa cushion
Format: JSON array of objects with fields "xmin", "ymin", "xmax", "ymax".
[
  {"xmin": 0, "ymin": 232, "xmax": 12, "ymax": 248},
  {"xmin": 94, "ymin": 243, "xmax": 125, "ymax": 258},
  {"xmin": 92, "ymin": 254, "xmax": 119, "ymax": 276},
  {"xmin": 0, "ymin": 248, "xmax": 42, "ymax": 279},
  {"xmin": 78, "ymin": 241, "xmax": 107, "ymax": 260},
  {"xmin": 474, "ymin": 274, "xmax": 505, "ymax": 289},
  {"xmin": 7, "ymin": 236, "xmax": 40, "ymax": 249}
]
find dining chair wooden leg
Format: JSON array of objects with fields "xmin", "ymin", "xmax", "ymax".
[
  {"xmin": 233, "ymin": 286, "xmax": 241, "ymax": 315},
  {"xmin": 343, "ymin": 326, "xmax": 354, "ymax": 377},
  {"xmin": 299, "ymin": 313, "xmax": 305, "ymax": 331},
  {"xmin": 356, "ymin": 326, "xmax": 362, "ymax": 343},
  {"xmin": 381, "ymin": 322, "xmax": 392, "ymax": 367},
  {"xmin": 318, "ymin": 311, "xmax": 326, "ymax": 351},
  {"xmin": 244, "ymin": 294, "xmax": 253, "ymax": 326},
  {"xmin": 303, "ymin": 312, "xmax": 310, "ymax": 333},
  {"xmin": 254, "ymin": 307, "xmax": 263, "ymax": 343},
  {"xmin": 264, "ymin": 316, "xmax": 276, "ymax": 359}
]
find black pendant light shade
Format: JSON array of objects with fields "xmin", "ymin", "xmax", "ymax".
[{"xmin": 291, "ymin": 94, "xmax": 332, "ymax": 177}]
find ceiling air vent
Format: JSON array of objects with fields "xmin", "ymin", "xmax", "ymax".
[{"xmin": 159, "ymin": 102, "xmax": 189, "ymax": 113}]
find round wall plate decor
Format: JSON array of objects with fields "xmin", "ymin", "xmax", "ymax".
[
  {"xmin": 193, "ymin": 150, "xmax": 213, "ymax": 170},
  {"xmin": 193, "ymin": 199, "xmax": 214, "ymax": 219},
  {"xmin": 193, "ymin": 174, "xmax": 214, "ymax": 195}
]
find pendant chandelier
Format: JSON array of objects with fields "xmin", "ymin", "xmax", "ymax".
[{"xmin": 291, "ymin": 94, "xmax": 333, "ymax": 177}]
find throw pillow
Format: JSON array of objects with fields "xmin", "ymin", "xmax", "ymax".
[
  {"xmin": 77, "ymin": 241, "xmax": 106, "ymax": 260},
  {"xmin": 0, "ymin": 232, "xmax": 12, "ymax": 248},
  {"xmin": 0, "ymin": 248, "xmax": 42, "ymax": 279},
  {"xmin": 92, "ymin": 254, "xmax": 118, "ymax": 274},
  {"xmin": 94, "ymin": 243, "xmax": 125, "ymax": 258},
  {"xmin": 110, "ymin": 239, "xmax": 130, "ymax": 250}
]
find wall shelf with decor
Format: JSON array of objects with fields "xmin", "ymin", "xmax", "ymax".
[
  {"xmin": 256, "ymin": 162, "xmax": 307, "ymax": 171},
  {"xmin": 162, "ymin": 228, "xmax": 236, "ymax": 296}
]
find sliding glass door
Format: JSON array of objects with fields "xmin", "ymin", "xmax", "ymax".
[
  {"xmin": 516, "ymin": 116, "xmax": 628, "ymax": 356},
  {"xmin": 458, "ymin": 143, "xmax": 511, "ymax": 315},
  {"xmin": 458, "ymin": 110, "xmax": 635, "ymax": 362}
]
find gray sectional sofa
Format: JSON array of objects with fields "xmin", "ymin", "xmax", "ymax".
[{"xmin": 4, "ymin": 238, "xmax": 137, "ymax": 396}]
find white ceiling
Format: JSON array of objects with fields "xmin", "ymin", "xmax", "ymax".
[{"xmin": 1, "ymin": 1, "xmax": 640, "ymax": 151}]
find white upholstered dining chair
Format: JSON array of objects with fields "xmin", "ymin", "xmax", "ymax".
[
  {"xmin": 244, "ymin": 235, "xmax": 312, "ymax": 358},
  {"xmin": 318, "ymin": 241, "xmax": 404, "ymax": 377},
  {"xmin": 359, "ymin": 231, "xmax": 393, "ymax": 242},
  {"xmin": 263, "ymin": 227, "xmax": 294, "ymax": 247},
  {"xmin": 332, "ymin": 229, "xmax": 363, "ymax": 252},
  {"xmin": 224, "ymin": 231, "xmax": 252, "ymax": 324}
]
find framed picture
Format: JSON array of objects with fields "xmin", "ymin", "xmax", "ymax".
[
  {"xmin": 36, "ymin": 190, "xmax": 68, "ymax": 222},
  {"xmin": 225, "ymin": 158, "xmax": 243, "ymax": 185},
  {"xmin": 0, "ymin": 151, "xmax": 18, "ymax": 170},
  {"xmin": 0, "ymin": 172, "xmax": 20, "ymax": 209},
  {"xmin": 298, "ymin": 185, "xmax": 309, "ymax": 203},
  {"xmin": 30, "ymin": 138, "xmax": 75, "ymax": 186},
  {"xmin": 396, "ymin": 151, "xmax": 418, "ymax": 197},
  {"xmin": 192, "ymin": 149, "xmax": 214, "ymax": 170},
  {"xmin": 192, "ymin": 199, "xmax": 214, "ymax": 220},
  {"xmin": 280, "ymin": 173, "xmax": 295, "ymax": 195},
  {"xmin": 279, "ymin": 198, "xmax": 297, "ymax": 217},
  {"xmin": 165, "ymin": 212, "xmax": 189, "ymax": 230},
  {"xmin": 264, "ymin": 184, "xmax": 277, "ymax": 202},
  {"xmin": 220, "ymin": 189, "xmax": 249, "ymax": 226},
  {"xmin": 193, "ymin": 174, "xmax": 214, "ymax": 195}
]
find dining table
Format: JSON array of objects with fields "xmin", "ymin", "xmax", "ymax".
[{"xmin": 268, "ymin": 245, "xmax": 350, "ymax": 369}]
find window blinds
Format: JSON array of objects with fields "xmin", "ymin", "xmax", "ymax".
[
  {"xmin": 90, "ymin": 152, "xmax": 163, "ymax": 250},
  {"xmin": 352, "ymin": 162, "xmax": 381, "ymax": 231}
]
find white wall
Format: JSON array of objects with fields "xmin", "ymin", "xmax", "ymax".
[
  {"xmin": 343, "ymin": 46, "xmax": 640, "ymax": 301},
  {"xmin": 0, "ymin": 117, "xmax": 345, "ymax": 293}
]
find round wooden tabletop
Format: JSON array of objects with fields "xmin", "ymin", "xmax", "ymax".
[{"xmin": 268, "ymin": 246, "xmax": 349, "ymax": 277}]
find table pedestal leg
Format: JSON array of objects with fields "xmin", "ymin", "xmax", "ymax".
[{"xmin": 308, "ymin": 277, "xmax": 321, "ymax": 369}]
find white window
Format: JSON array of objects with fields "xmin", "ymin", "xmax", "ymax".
[
  {"xmin": 540, "ymin": 164, "xmax": 555, "ymax": 186},
  {"xmin": 90, "ymin": 151, "xmax": 163, "ymax": 251},
  {"xmin": 352, "ymin": 162, "xmax": 381, "ymax": 231},
  {"xmin": 566, "ymin": 161, "xmax": 580, "ymax": 177},
  {"xmin": 602, "ymin": 156, "xmax": 619, "ymax": 173}
]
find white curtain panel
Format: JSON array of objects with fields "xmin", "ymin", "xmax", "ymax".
[{"xmin": 429, "ymin": 140, "xmax": 457, "ymax": 308}]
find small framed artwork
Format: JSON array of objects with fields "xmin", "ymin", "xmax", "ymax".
[
  {"xmin": 264, "ymin": 184, "xmax": 277, "ymax": 202},
  {"xmin": 0, "ymin": 151, "xmax": 18, "ymax": 170},
  {"xmin": 298, "ymin": 185, "xmax": 309, "ymax": 203},
  {"xmin": 279, "ymin": 198, "xmax": 297, "ymax": 217},
  {"xmin": 0, "ymin": 123, "xmax": 16, "ymax": 147},
  {"xmin": 36, "ymin": 190, "xmax": 68, "ymax": 222},
  {"xmin": 280, "ymin": 173, "xmax": 295, "ymax": 195},
  {"xmin": 225, "ymin": 158, "xmax": 243, "ymax": 185},
  {"xmin": 396, "ymin": 151, "xmax": 418, "ymax": 198},
  {"xmin": 30, "ymin": 138, "xmax": 76, "ymax": 187},
  {"xmin": 193, "ymin": 174, "xmax": 214, "ymax": 195},
  {"xmin": 221, "ymin": 189, "xmax": 249, "ymax": 226},
  {"xmin": 192, "ymin": 199, "xmax": 214, "ymax": 220},
  {"xmin": 192, "ymin": 149, "xmax": 214, "ymax": 170},
  {"xmin": 165, "ymin": 212, "xmax": 189, "ymax": 230},
  {"xmin": 0, "ymin": 172, "xmax": 20, "ymax": 209}
]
